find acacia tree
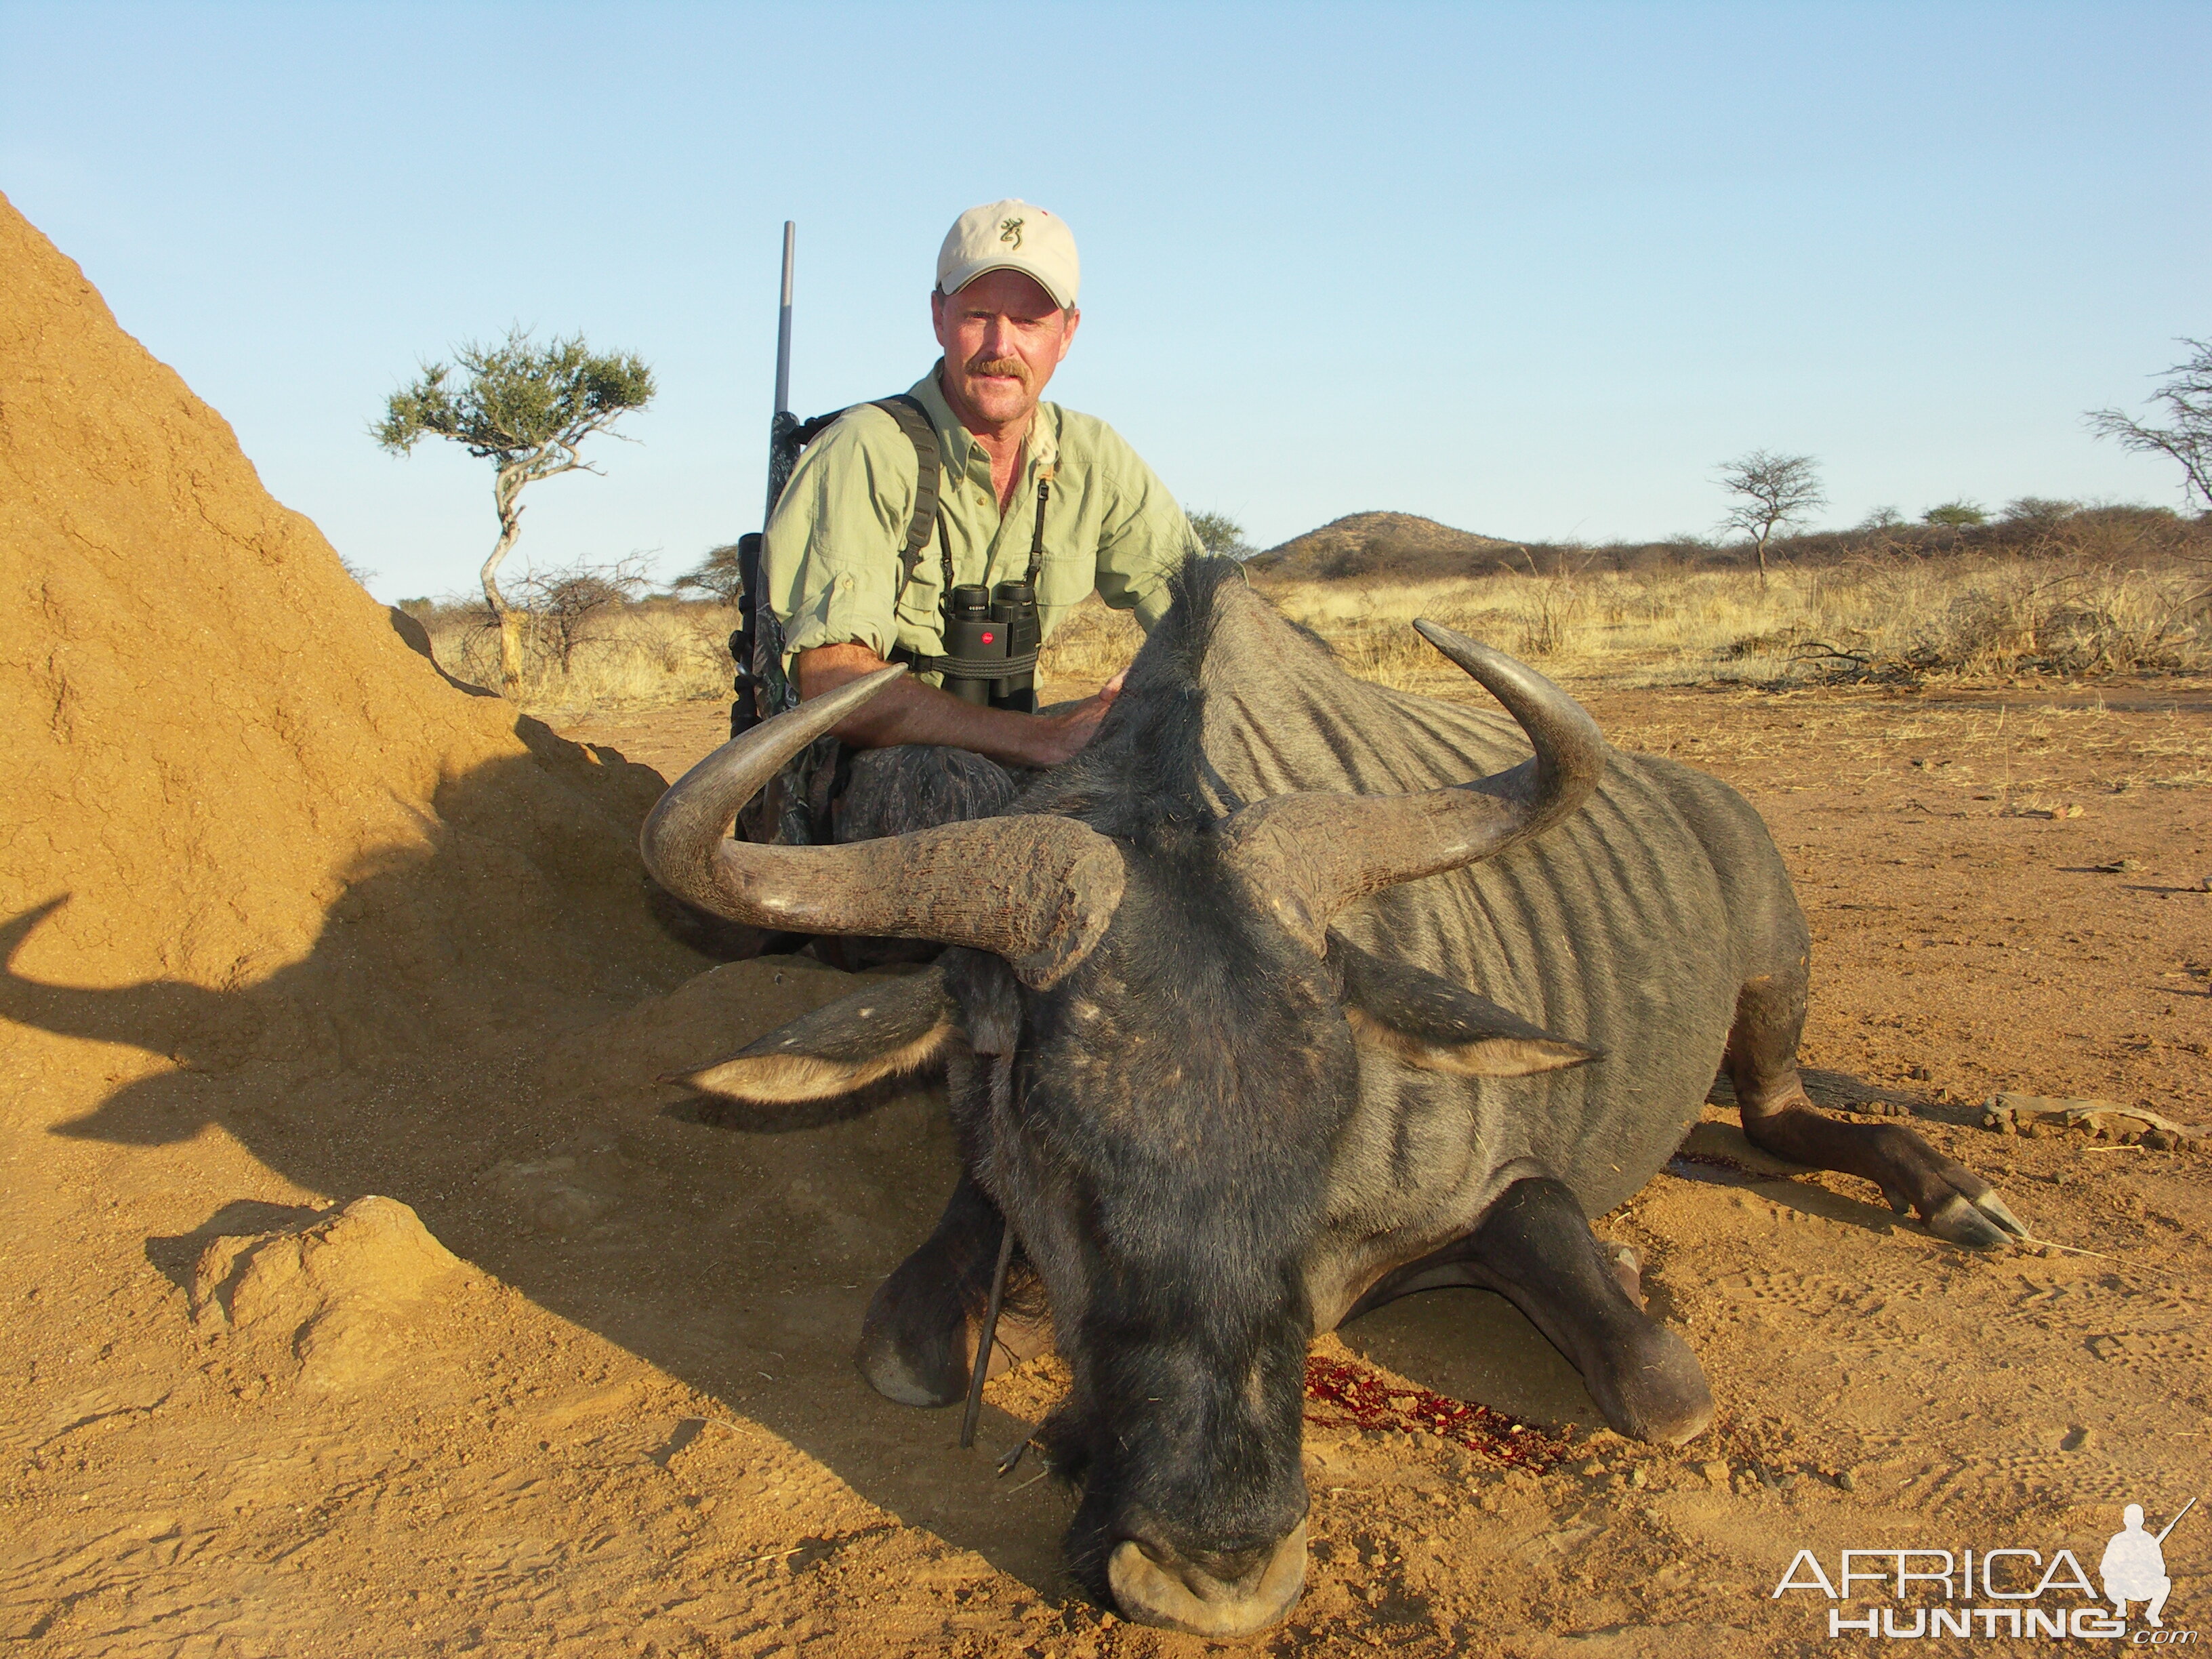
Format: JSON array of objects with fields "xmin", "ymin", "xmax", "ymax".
[
  {"xmin": 2087, "ymin": 337, "xmax": 2212, "ymax": 510},
  {"xmin": 375, "ymin": 329, "xmax": 655, "ymax": 693},
  {"xmin": 1188, "ymin": 510, "xmax": 1256, "ymax": 560},
  {"xmin": 1716, "ymin": 451, "xmax": 1826, "ymax": 586},
  {"xmin": 675, "ymin": 542, "xmax": 746, "ymax": 605}
]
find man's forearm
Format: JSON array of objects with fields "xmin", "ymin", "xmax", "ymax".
[{"xmin": 794, "ymin": 642, "xmax": 1082, "ymax": 768}]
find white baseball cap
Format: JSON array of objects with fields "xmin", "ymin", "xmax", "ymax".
[{"xmin": 936, "ymin": 199, "xmax": 1080, "ymax": 310}]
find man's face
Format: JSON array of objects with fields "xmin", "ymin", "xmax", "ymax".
[{"xmin": 931, "ymin": 269, "xmax": 1080, "ymax": 432}]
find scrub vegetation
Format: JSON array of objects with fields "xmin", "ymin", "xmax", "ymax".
[
  {"xmin": 1051, "ymin": 504, "xmax": 2212, "ymax": 697},
  {"xmin": 402, "ymin": 577, "xmax": 741, "ymax": 718},
  {"xmin": 396, "ymin": 502, "xmax": 2210, "ymax": 718}
]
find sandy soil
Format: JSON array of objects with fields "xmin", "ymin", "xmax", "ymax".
[{"xmin": 13, "ymin": 676, "xmax": 2203, "ymax": 1658}]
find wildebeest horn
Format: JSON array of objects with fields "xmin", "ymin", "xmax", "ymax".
[
  {"xmin": 638, "ymin": 667, "xmax": 1126, "ymax": 990},
  {"xmin": 1218, "ymin": 621, "xmax": 1607, "ymax": 952}
]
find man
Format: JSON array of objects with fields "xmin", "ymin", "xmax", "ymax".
[{"xmin": 756, "ymin": 199, "xmax": 1200, "ymax": 848}]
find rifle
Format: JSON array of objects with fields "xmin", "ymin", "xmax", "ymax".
[{"xmin": 729, "ymin": 221, "xmax": 802, "ymax": 739}]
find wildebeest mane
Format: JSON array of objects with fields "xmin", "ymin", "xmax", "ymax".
[{"xmin": 1017, "ymin": 556, "xmax": 1242, "ymax": 840}]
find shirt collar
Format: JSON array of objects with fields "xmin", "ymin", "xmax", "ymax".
[{"xmin": 911, "ymin": 362, "xmax": 1059, "ymax": 478}]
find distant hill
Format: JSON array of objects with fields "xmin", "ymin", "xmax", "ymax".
[{"xmin": 1246, "ymin": 512, "xmax": 1523, "ymax": 581}]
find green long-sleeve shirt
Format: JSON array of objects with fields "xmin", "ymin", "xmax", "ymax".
[{"xmin": 762, "ymin": 365, "xmax": 1200, "ymax": 687}]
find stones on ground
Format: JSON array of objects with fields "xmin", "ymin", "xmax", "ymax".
[
  {"xmin": 190, "ymin": 1195, "xmax": 469, "ymax": 1391},
  {"xmin": 1980, "ymin": 1092, "xmax": 2202, "ymax": 1149}
]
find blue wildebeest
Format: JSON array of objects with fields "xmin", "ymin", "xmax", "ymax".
[{"xmin": 640, "ymin": 558, "xmax": 2024, "ymax": 1637}]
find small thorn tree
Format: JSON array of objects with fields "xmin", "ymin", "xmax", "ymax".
[
  {"xmin": 375, "ymin": 328, "xmax": 655, "ymax": 693},
  {"xmin": 2086, "ymin": 337, "xmax": 2212, "ymax": 511},
  {"xmin": 1716, "ymin": 451, "xmax": 1826, "ymax": 586},
  {"xmin": 1187, "ymin": 510, "xmax": 1256, "ymax": 560},
  {"xmin": 675, "ymin": 542, "xmax": 747, "ymax": 605}
]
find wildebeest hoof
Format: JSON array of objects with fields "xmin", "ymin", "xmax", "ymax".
[
  {"xmin": 1107, "ymin": 1519, "xmax": 1307, "ymax": 1638},
  {"xmin": 1591, "ymin": 1324, "xmax": 1714, "ymax": 1446},
  {"xmin": 1925, "ymin": 1191, "xmax": 2029, "ymax": 1250},
  {"xmin": 856, "ymin": 1281, "xmax": 966, "ymax": 1408},
  {"xmin": 855, "ymin": 1279, "xmax": 1052, "ymax": 1409}
]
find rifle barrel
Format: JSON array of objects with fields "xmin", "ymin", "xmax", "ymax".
[
  {"xmin": 763, "ymin": 221, "xmax": 798, "ymax": 526},
  {"xmin": 773, "ymin": 220, "xmax": 794, "ymax": 417}
]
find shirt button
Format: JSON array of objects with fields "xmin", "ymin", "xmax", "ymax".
[{"xmin": 836, "ymin": 574, "xmax": 853, "ymax": 592}]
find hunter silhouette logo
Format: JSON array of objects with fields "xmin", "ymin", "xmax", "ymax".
[
  {"xmin": 1768, "ymin": 1496, "xmax": 2198, "ymax": 1640},
  {"xmin": 998, "ymin": 216, "xmax": 1024, "ymax": 249},
  {"xmin": 2104, "ymin": 1498, "xmax": 2192, "ymax": 1629}
]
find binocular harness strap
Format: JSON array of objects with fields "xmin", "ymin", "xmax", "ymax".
[
  {"xmin": 866, "ymin": 396, "xmax": 943, "ymax": 589},
  {"xmin": 1026, "ymin": 473, "xmax": 1049, "ymax": 587},
  {"xmin": 892, "ymin": 644, "xmax": 1043, "ymax": 680},
  {"xmin": 888, "ymin": 425, "xmax": 1051, "ymax": 686}
]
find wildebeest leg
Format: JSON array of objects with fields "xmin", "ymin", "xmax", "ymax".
[
  {"xmin": 855, "ymin": 1170, "xmax": 1048, "ymax": 1408},
  {"xmin": 1724, "ymin": 966, "xmax": 2027, "ymax": 1249},
  {"xmin": 1344, "ymin": 1177, "xmax": 1715, "ymax": 1445}
]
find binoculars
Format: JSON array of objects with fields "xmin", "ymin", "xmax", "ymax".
[{"xmin": 941, "ymin": 580, "xmax": 1040, "ymax": 712}]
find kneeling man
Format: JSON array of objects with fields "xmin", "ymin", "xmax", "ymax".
[{"xmin": 755, "ymin": 199, "xmax": 1199, "ymax": 851}]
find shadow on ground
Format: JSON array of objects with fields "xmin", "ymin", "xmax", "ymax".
[
  {"xmin": 1, "ymin": 744, "xmax": 1128, "ymax": 1595},
  {"xmin": 1, "ymin": 736, "xmax": 1929, "ymax": 1598}
]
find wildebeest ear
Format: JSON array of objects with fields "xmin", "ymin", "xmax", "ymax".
[
  {"xmin": 670, "ymin": 966, "xmax": 957, "ymax": 1104},
  {"xmin": 1328, "ymin": 933, "xmax": 1599, "ymax": 1078}
]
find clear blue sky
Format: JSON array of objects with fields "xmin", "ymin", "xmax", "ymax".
[{"xmin": 4, "ymin": 1, "xmax": 2205, "ymax": 602}]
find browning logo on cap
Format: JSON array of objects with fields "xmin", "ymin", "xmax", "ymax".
[{"xmin": 939, "ymin": 200, "xmax": 1079, "ymax": 308}]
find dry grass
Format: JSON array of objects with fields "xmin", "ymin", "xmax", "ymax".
[
  {"xmin": 414, "ymin": 550, "xmax": 2210, "ymax": 721},
  {"xmin": 417, "ymin": 598, "xmax": 741, "ymax": 718},
  {"xmin": 1255, "ymin": 554, "xmax": 2212, "ymax": 693}
]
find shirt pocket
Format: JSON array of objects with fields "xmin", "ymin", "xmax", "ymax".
[
  {"xmin": 1033, "ymin": 545, "xmax": 1097, "ymax": 613},
  {"xmin": 890, "ymin": 560, "xmax": 943, "ymax": 632}
]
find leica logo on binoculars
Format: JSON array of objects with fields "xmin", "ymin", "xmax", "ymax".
[
  {"xmin": 1769, "ymin": 1498, "xmax": 2196, "ymax": 1643},
  {"xmin": 943, "ymin": 581, "xmax": 1040, "ymax": 712}
]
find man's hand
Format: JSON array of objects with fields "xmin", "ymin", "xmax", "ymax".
[
  {"xmin": 794, "ymin": 644, "xmax": 1122, "ymax": 768},
  {"xmin": 1027, "ymin": 669, "xmax": 1124, "ymax": 766}
]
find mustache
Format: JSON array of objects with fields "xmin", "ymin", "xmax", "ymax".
[{"xmin": 963, "ymin": 354, "xmax": 1032, "ymax": 385}]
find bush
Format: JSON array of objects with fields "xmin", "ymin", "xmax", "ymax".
[
  {"xmin": 2001, "ymin": 496, "xmax": 2080, "ymax": 526},
  {"xmin": 1188, "ymin": 510, "xmax": 1256, "ymax": 560}
]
